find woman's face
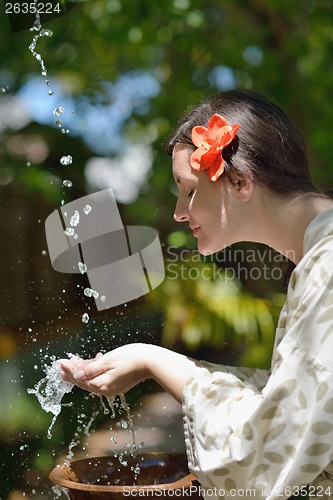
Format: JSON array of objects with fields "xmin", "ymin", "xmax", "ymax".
[{"xmin": 172, "ymin": 143, "xmax": 243, "ymax": 255}]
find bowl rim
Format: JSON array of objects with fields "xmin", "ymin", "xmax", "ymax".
[{"xmin": 49, "ymin": 452, "xmax": 198, "ymax": 493}]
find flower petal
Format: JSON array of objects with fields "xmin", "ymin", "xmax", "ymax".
[
  {"xmin": 192, "ymin": 126, "xmax": 209, "ymax": 147},
  {"xmin": 208, "ymin": 155, "xmax": 225, "ymax": 182},
  {"xmin": 200, "ymin": 150, "xmax": 220, "ymax": 170},
  {"xmin": 220, "ymin": 124, "xmax": 240, "ymax": 148},
  {"xmin": 215, "ymin": 125, "xmax": 232, "ymax": 142},
  {"xmin": 190, "ymin": 147, "xmax": 206, "ymax": 170},
  {"xmin": 207, "ymin": 114, "xmax": 228, "ymax": 138}
]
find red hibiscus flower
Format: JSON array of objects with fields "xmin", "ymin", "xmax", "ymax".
[{"xmin": 190, "ymin": 114, "xmax": 240, "ymax": 182}]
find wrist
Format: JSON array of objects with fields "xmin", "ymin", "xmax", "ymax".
[{"xmin": 131, "ymin": 343, "xmax": 159, "ymax": 381}]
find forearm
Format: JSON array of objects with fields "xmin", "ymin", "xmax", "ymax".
[
  {"xmin": 143, "ymin": 345, "xmax": 203, "ymax": 403},
  {"xmin": 59, "ymin": 343, "xmax": 203, "ymax": 403}
]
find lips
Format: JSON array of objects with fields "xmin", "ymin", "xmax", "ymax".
[{"xmin": 190, "ymin": 226, "xmax": 200, "ymax": 237}]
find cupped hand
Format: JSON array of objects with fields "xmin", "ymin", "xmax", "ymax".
[{"xmin": 58, "ymin": 343, "xmax": 149, "ymax": 398}]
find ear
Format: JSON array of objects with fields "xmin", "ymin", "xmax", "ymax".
[{"xmin": 227, "ymin": 172, "xmax": 254, "ymax": 202}]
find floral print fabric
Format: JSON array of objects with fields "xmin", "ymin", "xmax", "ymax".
[{"xmin": 183, "ymin": 206, "xmax": 333, "ymax": 500}]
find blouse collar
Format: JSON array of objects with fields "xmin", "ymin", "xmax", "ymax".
[{"xmin": 303, "ymin": 204, "xmax": 333, "ymax": 255}]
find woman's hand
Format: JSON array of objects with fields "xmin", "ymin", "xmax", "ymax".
[
  {"xmin": 58, "ymin": 343, "xmax": 202, "ymax": 403},
  {"xmin": 58, "ymin": 344, "xmax": 149, "ymax": 398}
]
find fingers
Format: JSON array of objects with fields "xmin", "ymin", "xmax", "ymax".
[
  {"xmin": 72, "ymin": 356, "xmax": 108, "ymax": 381},
  {"xmin": 58, "ymin": 354, "xmax": 109, "ymax": 382}
]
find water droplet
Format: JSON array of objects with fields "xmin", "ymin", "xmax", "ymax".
[
  {"xmin": 101, "ymin": 295, "xmax": 106, "ymax": 303},
  {"xmin": 91, "ymin": 289, "xmax": 99, "ymax": 299},
  {"xmin": 82, "ymin": 313, "xmax": 89, "ymax": 324},
  {"xmin": 84, "ymin": 204, "xmax": 92, "ymax": 215},
  {"xmin": 64, "ymin": 228, "xmax": 75, "ymax": 237},
  {"xmin": 84, "ymin": 288, "xmax": 92, "ymax": 297},
  {"xmin": 53, "ymin": 107, "xmax": 64, "ymax": 116},
  {"xmin": 48, "ymin": 90, "xmax": 54, "ymax": 96},
  {"xmin": 70, "ymin": 210, "xmax": 80, "ymax": 227},
  {"xmin": 42, "ymin": 250, "xmax": 47, "ymax": 256},
  {"xmin": 26, "ymin": 161, "xmax": 31, "ymax": 167},
  {"xmin": 78, "ymin": 262, "xmax": 87, "ymax": 274},
  {"xmin": 62, "ymin": 179, "xmax": 73, "ymax": 187},
  {"xmin": 0, "ymin": 88, "xmax": 6, "ymax": 93},
  {"xmin": 135, "ymin": 465, "xmax": 141, "ymax": 473},
  {"xmin": 56, "ymin": 120, "xmax": 62, "ymax": 127},
  {"xmin": 60, "ymin": 155, "xmax": 73, "ymax": 166},
  {"xmin": 41, "ymin": 70, "xmax": 47, "ymax": 76}
]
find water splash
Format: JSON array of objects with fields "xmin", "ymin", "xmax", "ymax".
[
  {"xmin": 84, "ymin": 287, "xmax": 99, "ymax": 299},
  {"xmin": 62, "ymin": 179, "xmax": 73, "ymax": 188},
  {"xmin": 53, "ymin": 107, "xmax": 64, "ymax": 116},
  {"xmin": 29, "ymin": 358, "xmax": 141, "ymax": 481},
  {"xmin": 119, "ymin": 393, "xmax": 137, "ymax": 455},
  {"xmin": 82, "ymin": 312, "xmax": 90, "ymax": 324},
  {"xmin": 60, "ymin": 155, "xmax": 73, "ymax": 166},
  {"xmin": 70, "ymin": 210, "xmax": 80, "ymax": 227},
  {"xmin": 64, "ymin": 227, "xmax": 75, "ymax": 237},
  {"xmin": 78, "ymin": 262, "xmax": 87, "ymax": 274},
  {"xmin": 28, "ymin": 28, "xmax": 53, "ymax": 81},
  {"xmin": 27, "ymin": 357, "xmax": 74, "ymax": 439}
]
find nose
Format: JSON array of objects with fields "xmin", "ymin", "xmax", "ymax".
[{"xmin": 173, "ymin": 198, "xmax": 189, "ymax": 223}]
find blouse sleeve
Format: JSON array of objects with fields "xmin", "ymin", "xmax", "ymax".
[{"xmin": 183, "ymin": 245, "xmax": 333, "ymax": 500}]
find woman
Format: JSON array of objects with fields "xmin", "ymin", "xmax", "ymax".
[{"xmin": 59, "ymin": 90, "xmax": 333, "ymax": 499}]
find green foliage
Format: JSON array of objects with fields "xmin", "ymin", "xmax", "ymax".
[
  {"xmin": 150, "ymin": 255, "xmax": 284, "ymax": 368},
  {"xmin": 1, "ymin": 0, "xmax": 333, "ymax": 217}
]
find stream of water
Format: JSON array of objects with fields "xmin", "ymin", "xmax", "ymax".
[{"xmin": 26, "ymin": 5, "xmax": 141, "ymax": 496}]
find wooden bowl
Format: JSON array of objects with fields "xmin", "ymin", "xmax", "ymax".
[{"xmin": 49, "ymin": 452, "xmax": 202, "ymax": 500}]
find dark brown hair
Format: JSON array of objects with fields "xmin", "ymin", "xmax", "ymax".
[{"xmin": 165, "ymin": 89, "xmax": 318, "ymax": 195}]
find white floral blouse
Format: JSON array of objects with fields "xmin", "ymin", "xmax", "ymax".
[{"xmin": 183, "ymin": 206, "xmax": 333, "ymax": 500}]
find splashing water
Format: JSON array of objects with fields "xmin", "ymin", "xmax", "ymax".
[
  {"xmin": 27, "ymin": 358, "xmax": 74, "ymax": 439},
  {"xmin": 82, "ymin": 312, "xmax": 90, "ymax": 324},
  {"xmin": 78, "ymin": 262, "xmax": 87, "ymax": 274},
  {"xmin": 62, "ymin": 179, "xmax": 73, "ymax": 188},
  {"xmin": 64, "ymin": 227, "xmax": 75, "ymax": 237},
  {"xmin": 70, "ymin": 210, "xmax": 80, "ymax": 227},
  {"xmin": 29, "ymin": 358, "xmax": 141, "ymax": 481},
  {"xmin": 28, "ymin": 0, "xmax": 53, "ymax": 91},
  {"xmin": 29, "ymin": 28, "xmax": 53, "ymax": 79},
  {"xmin": 84, "ymin": 287, "xmax": 99, "ymax": 299},
  {"xmin": 60, "ymin": 155, "xmax": 73, "ymax": 166},
  {"xmin": 53, "ymin": 107, "xmax": 64, "ymax": 116},
  {"xmin": 119, "ymin": 394, "xmax": 137, "ymax": 455}
]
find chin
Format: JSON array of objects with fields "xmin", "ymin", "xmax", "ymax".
[
  {"xmin": 197, "ymin": 241, "xmax": 217, "ymax": 256},
  {"xmin": 197, "ymin": 237, "xmax": 227, "ymax": 256}
]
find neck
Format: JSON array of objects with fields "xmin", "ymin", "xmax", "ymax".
[{"xmin": 251, "ymin": 192, "xmax": 333, "ymax": 264}]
